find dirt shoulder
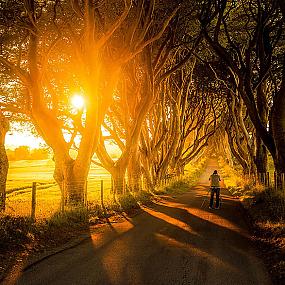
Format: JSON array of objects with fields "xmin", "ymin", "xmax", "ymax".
[{"xmin": 239, "ymin": 196, "xmax": 285, "ymax": 285}]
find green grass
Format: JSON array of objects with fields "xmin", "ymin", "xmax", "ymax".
[
  {"xmin": 5, "ymin": 158, "xmax": 205, "ymax": 219},
  {"xmin": 47, "ymin": 207, "xmax": 89, "ymax": 228},
  {"xmin": 218, "ymin": 157, "xmax": 285, "ymax": 284},
  {"xmin": 0, "ymin": 189, "xmax": 153, "ymax": 252},
  {"xmin": 5, "ymin": 159, "xmax": 112, "ymax": 219},
  {"xmin": 154, "ymin": 159, "xmax": 206, "ymax": 195},
  {"xmin": 243, "ymin": 188, "xmax": 285, "ymax": 222}
]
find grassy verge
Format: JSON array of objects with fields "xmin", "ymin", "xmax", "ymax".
[
  {"xmin": 219, "ymin": 158, "xmax": 285, "ymax": 285},
  {"xmin": 241, "ymin": 189, "xmax": 285, "ymax": 285},
  {"xmin": 154, "ymin": 159, "xmax": 206, "ymax": 195},
  {"xmin": 1, "ymin": 160, "xmax": 205, "ymax": 281},
  {"xmin": 0, "ymin": 189, "xmax": 154, "ymax": 282}
]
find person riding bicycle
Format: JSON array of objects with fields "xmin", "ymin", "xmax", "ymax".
[{"xmin": 209, "ymin": 170, "xmax": 221, "ymax": 209}]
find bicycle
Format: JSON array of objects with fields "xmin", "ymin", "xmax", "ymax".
[{"xmin": 201, "ymin": 186, "xmax": 222, "ymax": 209}]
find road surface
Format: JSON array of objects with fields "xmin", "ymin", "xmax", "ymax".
[{"xmin": 9, "ymin": 161, "xmax": 271, "ymax": 285}]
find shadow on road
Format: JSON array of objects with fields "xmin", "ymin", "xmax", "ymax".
[{"xmin": 11, "ymin": 160, "xmax": 271, "ymax": 285}]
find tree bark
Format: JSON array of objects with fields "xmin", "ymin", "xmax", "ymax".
[
  {"xmin": 255, "ymin": 136, "xmax": 268, "ymax": 173},
  {"xmin": 175, "ymin": 163, "xmax": 185, "ymax": 176},
  {"xmin": 0, "ymin": 113, "xmax": 9, "ymax": 211},
  {"xmin": 271, "ymin": 71, "xmax": 285, "ymax": 173},
  {"xmin": 127, "ymin": 151, "xmax": 142, "ymax": 192},
  {"xmin": 111, "ymin": 167, "xmax": 126, "ymax": 195},
  {"xmin": 255, "ymin": 83, "xmax": 269, "ymax": 174},
  {"xmin": 53, "ymin": 156, "xmax": 86, "ymax": 205},
  {"xmin": 226, "ymin": 123, "xmax": 250, "ymax": 175}
]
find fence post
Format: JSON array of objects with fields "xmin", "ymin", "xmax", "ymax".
[
  {"xmin": 60, "ymin": 181, "xmax": 64, "ymax": 213},
  {"xmin": 31, "ymin": 182, "xmax": 37, "ymax": 222},
  {"xmin": 85, "ymin": 180, "xmax": 88, "ymax": 207},
  {"xmin": 60, "ymin": 194, "xmax": 64, "ymax": 213},
  {"xmin": 274, "ymin": 172, "xmax": 277, "ymax": 190},
  {"xmin": 0, "ymin": 183, "xmax": 5, "ymax": 212},
  {"xmin": 101, "ymin": 180, "xmax": 104, "ymax": 209}
]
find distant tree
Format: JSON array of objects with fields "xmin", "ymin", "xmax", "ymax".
[
  {"xmin": 6, "ymin": 149, "xmax": 15, "ymax": 161},
  {"xmin": 14, "ymin": 146, "xmax": 30, "ymax": 160},
  {"xmin": 30, "ymin": 148, "xmax": 49, "ymax": 160}
]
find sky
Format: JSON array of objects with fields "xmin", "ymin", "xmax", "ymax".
[
  {"xmin": 5, "ymin": 94, "xmax": 82, "ymax": 150},
  {"xmin": 4, "ymin": 95, "xmax": 121, "ymax": 156},
  {"xmin": 5, "ymin": 125, "xmax": 121, "ymax": 158},
  {"xmin": 5, "ymin": 131, "xmax": 46, "ymax": 150}
]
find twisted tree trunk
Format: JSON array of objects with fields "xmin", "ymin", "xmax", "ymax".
[
  {"xmin": 53, "ymin": 156, "xmax": 87, "ymax": 205},
  {"xmin": 271, "ymin": 70, "xmax": 285, "ymax": 174},
  {"xmin": 255, "ymin": 83, "xmax": 269, "ymax": 174},
  {"xmin": 127, "ymin": 151, "xmax": 142, "ymax": 192},
  {"xmin": 0, "ymin": 113, "xmax": 9, "ymax": 211},
  {"xmin": 111, "ymin": 166, "xmax": 126, "ymax": 195}
]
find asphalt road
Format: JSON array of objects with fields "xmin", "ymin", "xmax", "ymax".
[{"xmin": 10, "ymin": 161, "xmax": 271, "ymax": 285}]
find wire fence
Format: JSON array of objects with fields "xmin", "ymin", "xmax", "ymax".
[
  {"xmin": 258, "ymin": 172, "xmax": 285, "ymax": 190},
  {"xmin": 1, "ymin": 157, "xmax": 207, "ymax": 222},
  {"xmin": 3, "ymin": 173, "xmax": 184, "ymax": 220},
  {"xmin": 4, "ymin": 176, "xmax": 113, "ymax": 220}
]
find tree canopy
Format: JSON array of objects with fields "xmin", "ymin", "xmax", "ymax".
[{"xmin": 1, "ymin": 0, "xmax": 285, "ymax": 205}]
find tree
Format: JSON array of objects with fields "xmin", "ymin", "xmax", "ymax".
[
  {"xmin": 0, "ymin": 111, "xmax": 9, "ymax": 211},
  {"xmin": 171, "ymin": 61, "xmax": 225, "ymax": 174},
  {"xmin": 90, "ymin": 1, "xmax": 202, "ymax": 194},
  {"xmin": 0, "ymin": 0, "xmax": 180, "ymax": 203},
  {"xmin": 199, "ymin": 0, "xmax": 285, "ymax": 174},
  {"xmin": 14, "ymin": 146, "xmax": 30, "ymax": 160}
]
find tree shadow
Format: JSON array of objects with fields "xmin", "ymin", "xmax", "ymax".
[{"xmin": 14, "ymin": 186, "xmax": 269, "ymax": 285}]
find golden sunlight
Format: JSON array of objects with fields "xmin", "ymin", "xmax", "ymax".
[
  {"xmin": 6, "ymin": 132, "xmax": 45, "ymax": 150},
  {"xmin": 71, "ymin": 94, "xmax": 85, "ymax": 110}
]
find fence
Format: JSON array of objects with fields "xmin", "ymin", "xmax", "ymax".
[
  {"xmin": 1, "ymin": 168, "xmax": 187, "ymax": 221},
  {"xmin": 258, "ymin": 172, "xmax": 285, "ymax": 190},
  {"xmin": 2, "ymin": 173, "xmax": 183, "ymax": 221},
  {"xmin": 4, "ymin": 177, "xmax": 113, "ymax": 221}
]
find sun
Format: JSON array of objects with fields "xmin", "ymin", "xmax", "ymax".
[{"xmin": 71, "ymin": 94, "xmax": 85, "ymax": 110}]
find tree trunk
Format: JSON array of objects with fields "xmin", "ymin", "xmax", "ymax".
[
  {"xmin": 111, "ymin": 168, "xmax": 126, "ymax": 195},
  {"xmin": 255, "ymin": 136, "xmax": 268, "ymax": 173},
  {"xmin": 127, "ymin": 153, "xmax": 142, "ymax": 192},
  {"xmin": 226, "ymin": 124, "xmax": 250, "ymax": 174},
  {"xmin": 142, "ymin": 166, "xmax": 154, "ymax": 192},
  {"xmin": 271, "ymin": 73, "xmax": 285, "ymax": 174},
  {"xmin": 255, "ymin": 83, "xmax": 269, "ymax": 174},
  {"xmin": 53, "ymin": 157, "xmax": 86, "ymax": 205},
  {"xmin": 175, "ymin": 163, "xmax": 185, "ymax": 176},
  {"xmin": 0, "ymin": 113, "xmax": 9, "ymax": 211},
  {"xmin": 0, "ymin": 146, "xmax": 8, "ymax": 211}
]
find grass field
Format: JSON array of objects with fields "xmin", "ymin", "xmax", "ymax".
[
  {"xmin": 5, "ymin": 159, "xmax": 205, "ymax": 220},
  {"xmin": 5, "ymin": 159, "xmax": 112, "ymax": 219}
]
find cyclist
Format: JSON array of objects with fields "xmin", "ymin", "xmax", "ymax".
[{"xmin": 209, "ymin": 170, "xmax": 221, "ymax": 209}]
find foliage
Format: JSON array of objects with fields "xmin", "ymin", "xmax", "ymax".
[
  {"xmin": 47, "ymin": 207, "xmax": 89, "ymax": 229},
  {"xmin": 218, "ymin": 157, "xmax": 245, "ymax": 188},
  {"xmin": 155, "ymin": 159, "xmax": 206, "ymax": 195},
  {"xmin": 163, "ymin": 180, "xmax": 190, "ymax": 195},
  {"xmin": 133, "ymin": 191, "xmax": 153, "ymax": 206},
  {"xmin": 0, "ymin": 215, "xmax": 34, "ymax": 250},
  {"xmin": 219, "ymin": 156, "xmax": 285, "ymax": 284},
  {"xmin": 245, "ymin": 189, "xmax": 285, "ymax": 222}
]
